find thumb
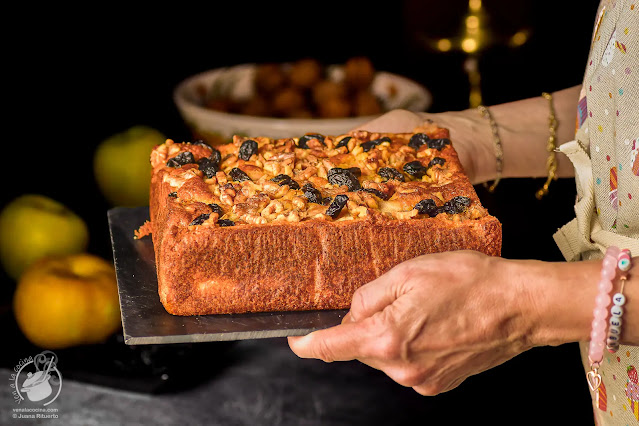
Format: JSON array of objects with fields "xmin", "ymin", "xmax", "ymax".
[{"xmin": 288, "ymin": 320, "xmax": 371, "ymax": 362}]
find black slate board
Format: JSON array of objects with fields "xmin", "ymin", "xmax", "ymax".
[{"xmin": 108, "ymin": 206, "xmax": 346, "ymax": 345}]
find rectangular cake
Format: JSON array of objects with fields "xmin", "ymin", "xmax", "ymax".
[{"xmin": 137, "ymin": 124, "xmax": 502, "ymax": 315}]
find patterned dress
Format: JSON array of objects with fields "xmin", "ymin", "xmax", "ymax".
[{"xmin": 553, "ymin": 0, "xmax": 639, "ymax": 423}]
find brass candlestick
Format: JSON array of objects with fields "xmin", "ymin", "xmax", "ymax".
[{"xmin": 419, "ymin": 0, "xmax": 531, "ymax": 107}]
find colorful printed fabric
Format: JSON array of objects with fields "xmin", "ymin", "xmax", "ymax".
[
  {"xmin": 554, "ymin": 0, "xmax": 639, "ymax": 424},
  {"xmin": 583, "ymin": 2, "xmax": 639, "ymax": 234}
]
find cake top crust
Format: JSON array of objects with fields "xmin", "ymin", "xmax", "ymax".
[{"xmin": 148, "ymin": 124, "xmax": 489, "ymax": 229}]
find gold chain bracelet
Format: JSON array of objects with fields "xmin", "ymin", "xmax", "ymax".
[
  {"xmin": 535, "ymin": 92, "xmax": 559, "ymax": 199},
  {"xmin": 477, "ymin": 105, "xmax": 503, "ymax": 193}
]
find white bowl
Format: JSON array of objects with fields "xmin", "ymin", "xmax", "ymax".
[{"xmin": 173, "ymin": 63, "xmax": 431, "ymax": 143}]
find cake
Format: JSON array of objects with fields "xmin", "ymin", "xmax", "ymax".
[{"xmin": 136, "ymin": 124, "xmax": 502, "ymax": 315}]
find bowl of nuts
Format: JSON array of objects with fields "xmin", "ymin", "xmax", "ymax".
[{"xmin": 173, "ymin": 57, "xmax": 431, "ymax": 145}]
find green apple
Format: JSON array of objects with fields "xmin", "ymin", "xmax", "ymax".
[
  {"xmin": 94, "ymin": 125, "xmax": 166, "ymax": 207},
  {"xmin": 0, "ymin": 194, "xmax": 89, "ymax": 281}
]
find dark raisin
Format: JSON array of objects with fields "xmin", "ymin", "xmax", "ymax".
[
  {"xmin": 217, "ymin": 219, "xmax": 235, "ymax": 227},
  {"xmin": 322, "ymin": 196, "xmax": 333, "ymax": 206},
  {"xmin": 403, "ymin": 161, "xmax": 429, "ymax": 178},
  {"xmin": 168, "ymin": 191, "xmax": 177, "ymax": 198},
  {"xmin": 286, "ymin": 180, "xmax": 300, "ymax": 190},
  {"xmin": 335, "ymin": 136, "xmax": 352, "ymax": 149},
  {"xmin": 238, "ymin": 139, "xmax": 258, "ymax": 161},
  {"xmin": 448, "ymin": 196, "xmax": 472, "ymax": 213},
  {"xmin": 428, "ymin": 138, "xmax": 451, "ymax": 150},
  {"xmin": 297, "ymin": 134, "xmax": 326, "ymax": 149},
  {"xmin": 327, "ymin": 167, "xmax": 361, "ymax": 191},
  {"xmin": 208, "ymin": 203, "xmax": 224, "ymax": 215},
  {"xmin": 209, "ymin": 148, "xmax": 222, "ymax": 165},
  {"xmin": 359, "ymin": 188, "xmax": 389, "ymax": 200},
  {"xmin": 361, "ymin": 136, "xmax": 391, "ymax": 152},
  {"xmin": 414, "ymin": 199, "xmax": 439, "ymax": 217},
  {"xmin": 189, "ymin": 213, "xmax": 210, "ymax": 226},
  {"xmin": 348, "ymin": 167, "xmax": 362, "ymax": 177},
  {"xmin": 197, "ymin": 157, "xmax": 219, "ymax": 178},
  {"xmin": 360, "ymin": 142, "xmax": 377, "ymax": 152},
  {"xmin": 229, "ymin": 167, "xmax": 251, "ymax": 182},
  {"xmin": 438, "ymin": 203, "xmax": 456, "ymax": 215},
  {"xmin": 437, "ymin": 196, "xmax": 472, "ymax": 215},
  {"xmin": 271, "ymin": 174, "xmax": 299, "ymax": 190},
  {"xmin": 192, "ymin": 139, "xmax": 212, "ymax": 149},
  {"xmin": 167, "ymin": 151, "xmax": 195, "ymax": 168},
  {"xmin": 378, "ymin": 167, "xmax": 405, "ymax": 182},
  {"xmin": 428, "ymin": 157, "xmax": 446, "ymax": 168},
  {"xmin": 325, "ymin": 194, "xmax": 348, "ymax": 219},
  {"xmin": 408, "ymin": 133, "xmax": 431, "ymax": 150},
  {"xmin": 302, "ymin": 183, "xmax": 323, "ymax": 204}
]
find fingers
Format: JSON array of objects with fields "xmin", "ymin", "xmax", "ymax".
[
  {"xmin": 288, "ymin": 263, "xmax": 410, "ymax": 362},
  {"xmin": 289, "ymin": 323, "xmax": 465, "ymax": 397},
  {"xmin": 348, "ymin": 271, "xmax": 402, "ymax": 323},
  {"xmin": 288, "ymin": 320, "xmax": 370, "ymax": 362},
  {"xmin": 352, "ymin": 110, "xmax": 429, "ymax": 133}
]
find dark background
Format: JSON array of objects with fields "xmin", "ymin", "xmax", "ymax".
[
  {"xmin": 3, "ymin": 1, "xmax": 601, "ymax": 424},
  {"xmin": 4, "ymin": 0, "xmax": 598, "ymax": 262}
]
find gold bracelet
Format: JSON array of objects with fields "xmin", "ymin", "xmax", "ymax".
[
  {"xmin": 535, "ymin": 92, "xmax": 559, "ymax": 199},
  {"xmin": 477, "ymin": 105, "xmax": 503, "ymax": 193}
]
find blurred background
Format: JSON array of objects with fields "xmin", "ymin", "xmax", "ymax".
[{"xmin": 2, "ymin": 1, "xmax": 602, "ymax": 424}]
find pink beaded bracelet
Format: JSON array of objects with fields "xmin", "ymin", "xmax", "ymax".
[
  {"xmin": 606, "ymin": 249, "xmax": 632, "ymax": 353},
  {"xmin": 586, "ymin": 246, "xmax": 620, "ymax": 392},
  {"xmin": 586, "ymin": 247, "xmax": 634, "ymax": 392}
]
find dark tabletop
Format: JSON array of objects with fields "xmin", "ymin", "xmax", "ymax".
[{"xmin": 1, "ymin": 336, "xmax": 593, "ymax": 426}]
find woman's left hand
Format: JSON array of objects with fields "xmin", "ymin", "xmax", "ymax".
[{"xmin": 288, "ymin": 250, "xmax": 539, "ymax": 395}]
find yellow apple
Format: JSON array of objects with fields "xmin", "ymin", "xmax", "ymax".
[
  {"xmin": 13, "ymin": 253, "xmax": 121, "ymax": 349},
  {"xmin": 94, "ymin": 125, "xmax": 166, "ymax": 207},
  {"xmin": 0, "ymin": 194, "xmax": 89, "ymax": 281}
]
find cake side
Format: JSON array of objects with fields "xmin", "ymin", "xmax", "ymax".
[{"xmin": 154, "ymin": 208, "xmax": 501, "ymax": 315}]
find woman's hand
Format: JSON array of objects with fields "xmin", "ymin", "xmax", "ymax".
[
  {"xmin": 288, "ymin": 251, "xmax": 539, "ymax": 395},
  {"xmin": 353, "ymin": 86, "xmax": 582, "ymax": 183},
  {"xmin": 353, "ymin": 109, "xmax": 494, "ymax": 185}
]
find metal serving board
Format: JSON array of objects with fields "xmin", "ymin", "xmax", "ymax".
[{"xmin": 107, "ymin": 207, "xmax": 346, "ymax": 345}]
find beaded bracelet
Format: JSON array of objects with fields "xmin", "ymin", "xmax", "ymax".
[
  {"xmin": 606, "ymin": 249, "xmax": 632, "ymax": 353},
  {"xmin": 586, "ymin": 246, "xmax": 620, "ymax": 392}
]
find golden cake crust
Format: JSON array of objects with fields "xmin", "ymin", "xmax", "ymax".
[{"xmin": 142, "ymin": 126, "xmax": 502, "ymax": 315}]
